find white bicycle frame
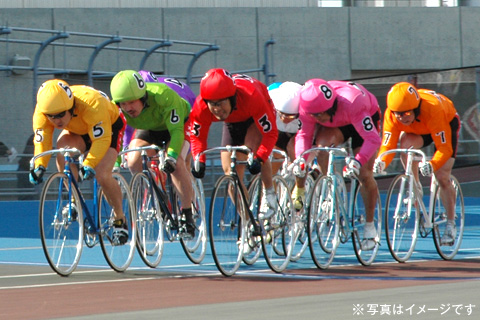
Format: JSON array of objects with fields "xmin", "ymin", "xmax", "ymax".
[
  {"xmin": 378, "ymin": 148, "xmax": 438, "ymax": 231},
  {"xmin": 298, "ymin": 146, "xmax": 359, "ymax": 244}
]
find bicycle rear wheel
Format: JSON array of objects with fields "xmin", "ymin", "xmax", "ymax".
[
  {"xmin": 131, "ymin": 172, "xmax": 164, "ymax": 268},
  {"xmin": 209, "ymin": 175, "xmax": 245, "ymax": 276},
  {"xmin": 384, "ymin": 174, "xmax": 419, "ymax": 263},
  {"xmin": 243, "ymin": 174, "xmax": 263, "ymax": 265},
  {"xmin": 261, "ymin": 175, "xmax": 295, "ymax": 273},
  {"xmin": 40, "ymin": 172, "xmax": 83, "ymax": 276},
  {"xmin": 308, "ymin": 175, "xmax": 339, "ymax": 269},
  {"xmin": 351, "ymin": 182, "xmax": 382, "ymax": 266},
  {"xmin": 432, "ymin": 176, "xmax": 465, "ymax": 260},
  {"xmin": 181, "ymin": 177, "xmax": 207, "ymax": 264},
  {"xmin": 98, "ymin": 172, "xmax": 136, "ymax": 272}
]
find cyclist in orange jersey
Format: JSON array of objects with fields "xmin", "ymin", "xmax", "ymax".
[{"xmin": 374, "ymin": 82, "xmax": 460, "ymax": 246}]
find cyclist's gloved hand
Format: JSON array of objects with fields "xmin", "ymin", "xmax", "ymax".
[
  {"xmin": 292, "ymin": 159, "xmax": 306, "ymax": 178},
  {"xmin": 247, "ymin": 156, "xmax": 262, "ymax": 175},
  {"xmin": 373, "ymin": 158, "xmax": 386, "ymax": 174},
  {"xmin": 29, "ymin": 165, "xmax": 46, "ymax": 185},
  {"xmin": 192, "ymin": 161, "xmax": 206, "ymax": 179},
  {"xmin": 162, "ymin": 156, "xmax": 177, "ymax": 174},
  {"xmin": 419, "ymin": 161, "xmax": 433, "ymax": 177},
  {"xmin": 81, "ymin": 166, "xmax": 96, "ymax": 181},
  {"xmin": 343, "ymin": 157, "xmax": 361, "ymax": 179}
]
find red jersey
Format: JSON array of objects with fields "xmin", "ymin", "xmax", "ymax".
[{"xmin": 190, "ymin": 74, "xmax": 278, "ymax": 162}]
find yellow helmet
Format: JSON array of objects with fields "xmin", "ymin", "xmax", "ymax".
[
  {"xmin": 36, "ymin": 79, "xmax": 74, "ymax": 114},
  {"xmin": 387, "ymin": 82, "xmax": 420, "ymax": 112}
]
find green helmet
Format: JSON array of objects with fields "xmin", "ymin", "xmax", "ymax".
[{"xmin": 110, "ymin": 70, "xmax": 146, "ymax": 103}]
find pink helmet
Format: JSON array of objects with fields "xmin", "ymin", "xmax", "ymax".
[{"xmin": 299, "ymin": 79, "xmax": 337, "ymax": 114}]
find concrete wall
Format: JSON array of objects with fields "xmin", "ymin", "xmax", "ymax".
[{"xmin": 1, "ymin": 7, "xmax": 480, "ymax": 154}]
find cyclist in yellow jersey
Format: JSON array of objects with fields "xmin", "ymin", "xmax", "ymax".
[
  {"xmin": 29, "ymin": 79, "xmax": 129, "ymax": 245},
  {"xmin": 374, "ymin": 82, "xmax": 460, "ymax": 245}
]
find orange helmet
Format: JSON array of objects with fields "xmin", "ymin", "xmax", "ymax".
[
  {"xmin": 387, "ymin": 82, "xmax": 421, "ymax": 112},
  {"xmin": 36, "ymin": 79, "xmax": 74, "ymax": 114}
]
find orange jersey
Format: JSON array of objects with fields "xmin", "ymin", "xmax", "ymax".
[
  {"xmin": 379, "ymin": 89, "xmax": 458, "ymax": 171},
  {"xmin": 33, "ymin": 85, "xmax": 120, "ymax": 169}
]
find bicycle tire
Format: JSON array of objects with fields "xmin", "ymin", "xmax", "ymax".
[
  {"xmin": 432, "ymin": 176, "xmax": 465, "ymax": 260},
  {"xmin": 351, "ymin": 182, "xmax": 382, "ymax": 266},
  {"xmin": 209, "ymin": 175, "xmax": 245, "ymax": 276},
  {"xmin": 40, "ymin": 172, "xmax": 83, "ymax": 276},
  {"xmin": 180, "ymin": 177, "xmax": 207, "ymax": 264},
  {"xmin": 98, "ymin": 172, "xmax": 136, "ymax": 272},
  {"xmin": 243, "ymin": 174, "xmax": 263, "ymax": 265},
  {"xmin": 130, "ymin": 172, "xmax": 164, "ymax": 268},
  {"xmin": 308, "ymin": 175, "xmax": 339, "ymax": 269},
  {"xmin": 290, "ymin": 174, "xmax": 315, "ymax": 262},
  {"xmin": 384, "ymin": 174, "xmax": 419, "ymax": 263},
  {"xmin": 261, "ymin": 175, "xmax": 295, "ymax": 273}
]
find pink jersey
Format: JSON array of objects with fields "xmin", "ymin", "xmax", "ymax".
[{"xmin": 295, "ymin": 81, "xmax": 381, "ymax": 165}]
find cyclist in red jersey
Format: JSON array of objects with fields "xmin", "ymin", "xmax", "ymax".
[{"xmin": 189, "ymin": 68, "xmax": 278, "ymax": 220}]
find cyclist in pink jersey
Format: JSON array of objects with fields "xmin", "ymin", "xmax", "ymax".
[{"xmin": 294, "ymin": 79, "xmax": 382, "ymax": 250}]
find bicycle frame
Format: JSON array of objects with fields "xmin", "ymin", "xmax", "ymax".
[
  {"xmin": 299, "ymin": 147, "xmax": 356, "ymax": 238},
  {"xmin": 194, "ymin": 145, "xmax": 260, "ymax": 234},
  {"xmin": 379, "ymin": 148, "xmax": 436, "ymax": 230},
  {"xmin": 30, "ymin": 148, "xmax": 100, "ymax": 234},
  {"xmin": 124, "ymin": 145, "xmax": 179, "ymax": 229}
]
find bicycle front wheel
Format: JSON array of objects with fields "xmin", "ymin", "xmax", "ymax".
[
  {"xmin": 308, "ymin": 175, "xmax": 339, "ymax": 269},
  {"xmin": 131, "ymin": 172, "xmax": 164, "ymax": 268},
  {"xmin": 351, "ymin": 181, "xmax": 382, "ymax": 266},
  {"xmin": 40, "ymin": 172, "xmax": 83, "ymax": 276},
  {"xmin": 290, "ymin": 174, "xmax": 315, "ymax": 262},
  {"xmin": 384, "ymin": 174, "xmax": 419, "ymax": 263},
  {"xmin": 98, "ymin": 172, "xmax": 136, "ymax": 272},
  {"xmin": 432, "ymin": 176, "xmax": 465, "ymax": 260},
  {"xmin": 181, "ymin": 177, "xmax": 207, "ymax": 264},
  {"xmin": 261, "ymin": 175, "xmax": 295, "ymax": 273},
  {"xmin": 209, "ymin": 175, "xmax": 245, "ymax": 276},
  {"xmin": 243, "ymin": 174, "xmax": 263, "ymax": 265}
]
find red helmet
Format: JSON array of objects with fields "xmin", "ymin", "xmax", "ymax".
[
  {"xmin": 299, "ymin": 79, "xmax": 337, "ymax": 114},
  {"xmin": 200, "ymin": 68, "xmax": 236, "ymax": 100}
]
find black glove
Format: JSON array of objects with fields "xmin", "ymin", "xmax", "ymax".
[
  {"xmin": 162, "ymin": 156, "xmax": 177, "ymax": 174},
  {"xmin": 247, "ymin": 157, "xmax": 262, "ymax": 175},
  {"xmin": 192, "ymin": 162, "xmax": 206, "ymax": 179},
  {"xmin": 29, "ymin": 165, "xmax": 46, "ymax": 185}
]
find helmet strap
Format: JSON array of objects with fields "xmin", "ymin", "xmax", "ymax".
[
  {"xmin": 140, "ymin": 92, "xmax": 149, "ymax": 109},
  {"xmin": 228, "ymin": 95, "xmax": 237, "ymax": 114},
  {"xmin": 414, "ymin": 100, "xmax": 422, "ymax": 122},
  {"xmin": 69, "ymin": 104, "xmax": 77, "ymax": 118},
  {"xmin": 327, "ymin": 99, "xmax": 338, "ymax": 123}
]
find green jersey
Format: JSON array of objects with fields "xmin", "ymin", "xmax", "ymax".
[{"xmin": 124, "ymin": 82, "xmax": 191, "ymax": 159}]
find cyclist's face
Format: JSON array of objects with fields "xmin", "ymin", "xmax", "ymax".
[
  {"xmin": 206, "ymin": 98, "xmax": 231, "ymax": 120},
  {"xmin": 309, "ymin": 111, "xmax": 330, "ymax": 123},
  {"xmin": 46, "ymin": 111, "xmax": 72, "ymax": 129},
  {"xmin": 393, "ymin": 109, "xmax": 415, "ymax": 125},
  {"xmin": 277, "ymin": 111, "xmax": 298, "ymax": 124},
  {"xmin": 119, "ymin": 100, "xmax": 143, "ymax": 118}
]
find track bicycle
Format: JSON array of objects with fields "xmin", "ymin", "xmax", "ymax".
[
  {"xmin": 379, "ymin": 148, "xmax": 465, "ymax": 262},
  {"xmin": 124, "ymin": 145, "xmax": 207, "ymax": 267},
  {"xmin": 195, "ymin": 145, "xmax": 295, "ymax": 276},
  {"xmin": 31, "ymin": 148, "xmax": 136, "ymax": 276},
  {"xmin": 298, "ymin": 146, "xmax": 382, "ymax": 269},
  {"xmin": 249, "ymin": 149, "xmax": 317, "ymax": 262}
]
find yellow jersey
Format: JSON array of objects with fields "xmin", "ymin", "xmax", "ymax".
[{"xmin": 33, "ymin": 85, "xmax": 120, "ymax": 169}]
